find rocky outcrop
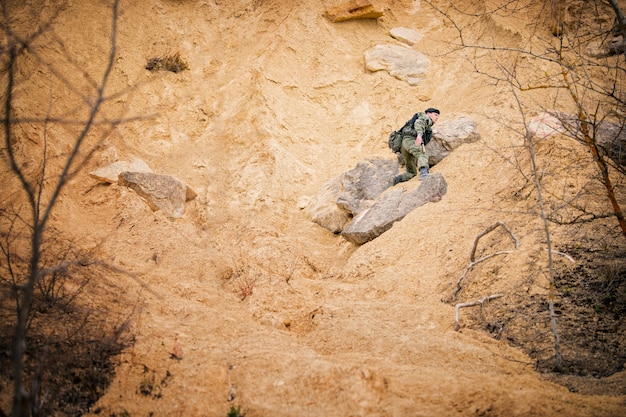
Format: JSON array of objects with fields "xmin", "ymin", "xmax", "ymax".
[
  {"xmin": 305, "ymin": 159, "xmax": 447, "ymax": 245},
  {"xmin": 337, "ymin": 159, "xmax": 397, "ymax": 216},
  {"xmin": 305, "ymin": 175, "xmax": 353, "ymax": 234},
  {"xmin": 307, "ymin": 116, "xmax": 479, "ymax": 243},
  {"xmin": 306, "ymin": 159, "xmax": 396, "ymax": 234},
  {"xmin": 597, "ymin": 121, "xmax": 626, "ymax": 167},
  {"xmin": 324, "ymin": 0, "xmax": 383, "ymax": 23},
  {"xmin": 528, "ymin": 112, "xmax": 626, "ymax": 167},
  {"xmin": 585, "ymin": 35, "xmax": 625, "ymax": 58}
]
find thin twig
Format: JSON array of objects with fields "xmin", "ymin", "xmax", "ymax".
[
  {"xmin": 450, "ymin": 221, "xmax": 519, "ymax": 302},
  {"xmin": 470, "ymin": 221, "xmax": 519, "ymax": 263},
  {"xmin": 454, "ymin": 294, "xmax": 504, "ymax": 331},
  {"xmin": 549, "ymin": 249, "xmax": 576, "ymax": 263}
]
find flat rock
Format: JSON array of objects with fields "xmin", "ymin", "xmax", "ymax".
[
  {"xmin": 390, "ymin": 27, "xmax": 422, "ymax": 45},
  {"xmin": 324, "ymin": 0, "xmax": 383, "ymax": 22},
  {"xmin": 364, "ymin": 44, "xmax": 429, "ymax": 86}
]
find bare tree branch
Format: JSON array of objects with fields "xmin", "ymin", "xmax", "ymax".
[
  {"xmin": 454, "ymin": 294, "xmax": 504, "ymax": 331},
  {"xmin": 449, "ymin": 221, "xmax": 519, "ymax": 302}
]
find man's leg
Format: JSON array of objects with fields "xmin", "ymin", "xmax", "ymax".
[
  {"xmin": 416, "ymin": 149, "xmax": 430, "ymax": 179},
  {"xmin": 398, "ymin": 137, "xmax": 417, "ymax": 182}
]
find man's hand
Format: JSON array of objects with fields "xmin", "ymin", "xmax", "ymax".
[{"xmin": 416, "ymin": 134, "xmax": 423, "ymax": 145}]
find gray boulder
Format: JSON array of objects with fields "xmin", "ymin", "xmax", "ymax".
[
  {"xmin": 427, "ymin": 116, "xmax": 481, "ymax": 165},
  {"xmin": 306, "ymin": 158, "xmax": 448, "ymax": 244},
  {"xmin": 337, "ymin": 159, "xmax": 398, "ymax": 215},
  {"xmin": 305, "ymin": 175, "xmax": 352, "ymax": 234},
  {"xmin": 585, "ymin": 36, "xmax": 625, "ymax": 58},
  {"xmin": 306, "ymin": 159, "xmax": 397, "ymax": 233},
  {"xmin": 341, "ymin": 173, "xmax": 447, "ymax": 245},
  {"xmin": 118, "ymin": 172, "xmax": 197, "ymax": 219},
  {"xmin": 528, "ymin": 112, "xmax": 625, "ymax": 167},
  {"xmin": 596, "ymin": 121, "xmax": 626, "ymax": 167}
]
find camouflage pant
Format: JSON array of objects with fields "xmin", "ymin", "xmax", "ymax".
[{"xmin": 399, "ymin": 135, "xmax": 429, "ymax": 181}]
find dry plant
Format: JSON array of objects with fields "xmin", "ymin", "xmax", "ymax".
[
  {"xmin": 219, "ymin": 248, "xmax": 304, "ymax": 302},
  {"xmin": 170, "ymin": 337, "xmax": 183, "ymax": 360},
  {"xmin": 0, "ymin": 1, "xmax": 144, "ymax": 415},
  {"xmin": 137, "ymin": 366, "xmax": 171, "ymax": 399},
  {"xmin": 426, "ymin": 0, "xmax": 626, "ymax": 372},
  {"xmin": 449, "ymin": 221, "xmax": 519, "ymax": 303},
  {"xmin": 145, "ymin": 52, "xmax": 189, "ymax": 73},
  {"xmin": 219, "ymin": 254, "xmax": 259, "ymax": 301},
  {"xmin": 454, "ymin": 294, "xmax": 504, "ymax": 331},
  {"xmin": 234, "ymin": 273, "xmax": 257, "ymax": 301},
  {"xmin": 283, "ymin": 255, "xmax": 301, "ymax": 286}
]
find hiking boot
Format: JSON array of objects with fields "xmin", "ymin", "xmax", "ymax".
[
  {"xmin": 392, "ymin": 175, "xmax": 403, "ymax": 185},
  {"xmin": 419, "ymin": 167, "xmax": 430, "ymax": 180}
]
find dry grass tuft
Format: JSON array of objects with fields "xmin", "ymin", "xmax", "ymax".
[{"xmin": 145, "ymin": 52, "xmax": 189, "ymax": 73}]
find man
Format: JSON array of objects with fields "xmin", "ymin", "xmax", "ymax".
[{"xmin": 392, "ymin": 108, "xmax": 440, "ymax": 185}]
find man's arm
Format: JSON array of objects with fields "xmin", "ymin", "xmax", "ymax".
[{"xmin": 413, "ymin": 114, "xmax": 431, "ymax": 145}]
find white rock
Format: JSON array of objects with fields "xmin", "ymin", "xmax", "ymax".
[{"xmin": 390, "ymin": 27, "xmax": 422, "ymax": 45}]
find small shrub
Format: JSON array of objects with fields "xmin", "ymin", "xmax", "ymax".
[
  {"xmin": 145, "ymin": 52, "xmax": 189, "ymax": 73},
  {"xmin": 138, "ymin": 374, "xmax": 155, "ymax": 396},
  {"xmin": 227, "ymin": 405, "xmax": 244, "ymax": 417},
  {"xmin": 234, "ymin": 275, "xmax": 257, "ymax": 301},
  {"xmin": 170, "ymin": 339, "xmax": 183, "ymax": 360}
]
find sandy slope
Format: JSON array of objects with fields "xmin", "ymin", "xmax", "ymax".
[{"xmin": 4, "ymin": 0, "xmax": 625, "ymax": 416}]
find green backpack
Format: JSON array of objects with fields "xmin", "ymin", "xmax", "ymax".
[
  {"xmin": 388, "ymin": 130, "xmax": 403, "ymax": 153},
  {"xmin": 388, "ymin": 113, "xmax": 419, "ymax": 153}
]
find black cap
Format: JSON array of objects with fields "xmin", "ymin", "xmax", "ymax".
[{"xmin": 425, "ymin": 108, "xmax": 440, "ymax": 114}]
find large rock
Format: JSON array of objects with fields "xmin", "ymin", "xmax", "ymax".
[
  {"xmin": 305, "ymin": 175, "xmax": 352, "ymax": 234},
  {"xmin": 118, "ymin": 172, "xmax": 197, "ymax": 219},
  {"xmin": 324, "ymin": 0, "xmax": 383, "ymax": 23},
  {"xmin": 427, "ymin": 116, "xmax": 481, "ymax": 165},
  {"xmin": 364, "ymin": 44, "xmax": 429, "ymax": 86},
  {"xmin": 306, "ymin": 158, "xmax": 448, "ymax": 244},
  {"xmin": 336, "ymin": 159, "xmax": 397, "ymax": 215},
  {"xmin": 306, "ymin": 159, "xmax": 396, "ymax": 233},
  {"xmin": 585, "ymin": 36, "xmax": 625, "ymax": 58},
  {"xmin": 597, "ymin": 121, "xmax": 626, "ymax": 166},
  {"xmin": 341, "ymin": 173, "xmax": 447, "ymax": 245}
]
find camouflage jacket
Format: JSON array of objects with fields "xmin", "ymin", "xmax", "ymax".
[{"xmin": 401, "ymin": 112, "xmax": 434, "ymax": 145}]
